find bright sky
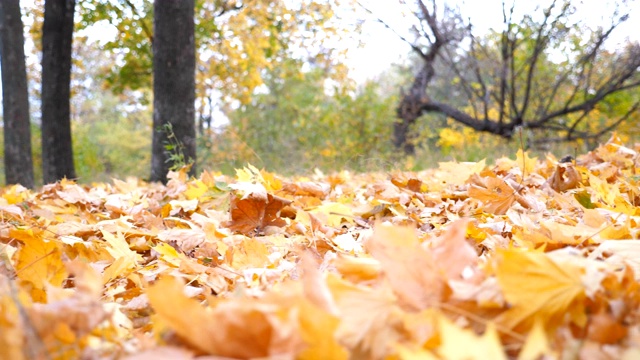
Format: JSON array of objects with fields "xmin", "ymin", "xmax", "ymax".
[{"xmin": 347, "ymin": 0, "xmax": 640, "ymax": 83}]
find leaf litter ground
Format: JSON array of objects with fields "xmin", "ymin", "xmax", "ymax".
[{"xmin": 1, "ymin": 134, "xmax": 640, "ymax": 359}]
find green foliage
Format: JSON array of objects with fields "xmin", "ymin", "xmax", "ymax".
[
  {"xmin": 71, "ymin": 90, "xmax": 152, "ymax": 183},
  {"xmin": 199, "ymin": 61, "xmax": 398, "ymax": 174},
  {"xmin": 76, "ymin": 1, "xmax": 154, "ymax": 93},
  {"xmin": 76, "ymin": 0, "xmax": 351, "ymax": 104},
  {"xmin": 160, "ymin": 123, "xmax": 193, "ymax": 172},
  {"xmin": 72, "ymin": 118, "xmax": 151, "ymax": 183}
]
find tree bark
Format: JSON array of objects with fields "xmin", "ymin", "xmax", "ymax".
[
  {"xmin": 0, "ymin": 0, "xmax": 35, "ymax": 188},
  {"xmin": 41, "ymin": 0, "xmax": 76, "ymax": 183},
  {"xmin": 150, "ymin": 0, "xmax": 196, "ymax": 183}
]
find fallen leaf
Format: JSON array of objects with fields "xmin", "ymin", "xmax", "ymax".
[
  {"xmin": 147, "ymin": 276, "xmax": 303, "ymax": 358},
  {"xmin": 468, "ymin": 174, "xmax": 516, "ymax": 215},
  {"xmin": 13, "ymin": 229, "xmax": 67, "ymax": 302},
  {"xmin": 328, "ymin": 274, "xmax": 401, "ymax": 359},
  {"xmin": 545, "ymin": 163, "xmax": 581, "ymax": 192},
  {"xmin": 495, "ymin": 249, "xmax": 586, "ymax": 330},
  {"xmin": 226, "ymin": 192, "xmax": 292, "ymax": 234},
  {"xmin": 437, "ymin": 315, "xmax": 506, "ymax": 360},
  {"xmin": 366, "ymin": 224, "xmax": 444, "ymax": 311},
  {"xmin": 429, "ymin": 219, "xmax": 478, "ymax": 279},
  {"xmin": 517, "ymin": 319, "xmax": 551, "ymax": 360}
]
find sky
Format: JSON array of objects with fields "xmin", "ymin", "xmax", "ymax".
[{"xmin": 346, "ymin": 0, "xmax": 640, "ymax": 83}]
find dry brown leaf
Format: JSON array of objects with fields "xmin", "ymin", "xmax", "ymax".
[
  {"xmin": 147, "ymin": 276, "xmax": 304, "ymax": 358},
  {"xmin": 226, "ymin": 192, "xmax": 292, "ymax": 234},
  {"xmin": 327, "ymin": 274, "xmax": 401, "ymax": 359},
  {"xmin": 545, "ymin": 162, "xmax": 581, "ymax": 192},
  {"xmin": 429, "ymin": 219, "xmax": 478, "ymax": 280}
]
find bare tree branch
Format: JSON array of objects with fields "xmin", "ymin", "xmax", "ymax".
[
  {"xmin": 357, "ymin": 1, "xmax": 428, "ymax": 60},
  {"xmin": 380, "ymin": 0, "xmax": 640, "ymax": 154}
]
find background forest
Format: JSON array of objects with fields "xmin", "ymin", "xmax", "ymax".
[{"xmin": 1, "ymin": 0, "xmax": 639, "ymax": 185}]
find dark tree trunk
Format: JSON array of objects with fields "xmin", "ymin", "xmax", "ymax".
[
  {"xmin": 150, "ymin": 0, "xmax": 196, "ymax": 183},
  {"xmin": 0, "ymin": 0, "xmax": 34, "ymax": 188},
  {"xmin": 395, "ymin": 50, "xmax": 442, "ymax": 156},
  {"xmin": 393, "ymin": 112, "xmax": 417, "ymax": 155},
  {"xmin": 41, "ymin": 0, "xmax": 76, "ymax": 184}
]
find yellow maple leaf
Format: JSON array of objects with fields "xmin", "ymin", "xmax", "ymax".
[
  {"xmin": 588, "ymin": 173, "xmax": 621, "ymax": 206},
  {"xmin": 518, "ymin": 319, "xmax": 552, "ymax": 360},
  {"xmin": 183, "ymin": 179, "xmax": 208, "ymax": 200},
  {"xmin": 147, "ymin": 277, "xmax": 220, "ymax": 355},
  {"xmin": 260, "ymin": 169, "xmax": 283, "ymax": 191},
  {"xmin": 235, "ymin": 163, "xmax": 263, "ymax": 183},
  {"xmin": 152, "ymin": 243, "xmax": 183, "ymax": 267},
  {"xmin": 310, "ymin": 202, "xmax": 354, "ymax": 227},
  {"xmin": 298, "ymin": 300, "xmax": 348, "ymax": 360},
  {"xmin": 101, "ymin": 230, "xmax": 142, "ymax": 282},
  {"xmin": 516, "ymin": 149, "xmax": 537, "ymax": 176},
  {"xmin": 332, "ymin": 253, "xmax": 381, "ymax": 283},
  {"xmin": 1, "ymin": 184, "xmax": 30, "ymax": 205},
  {"xmin": 229, "ymin": 238, "xmax": 271, "ymax": 269},
  {"xmin": 495, "ymin": 249, "xmax": 586, "ymax": 330},
  {"xmin": 102, "ymin": 230, "xmax": 142, "ymax": 267},
  {"xmin": 437, "ymin": 315, "xmax": 506, "ymax": 360},
  {"xmin": 14, "ymin": 230, "xmax": 67, "ymax": 302},
  {"xmin": 436, "ymin": 160, "xmax": 486, "ymax": 187}
]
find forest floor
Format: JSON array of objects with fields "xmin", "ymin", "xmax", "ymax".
[{"xmin": 1, "ymin": 134, "xmax": 639, "ymax": 359}]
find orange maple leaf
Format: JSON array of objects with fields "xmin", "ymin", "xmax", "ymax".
[
  {"xmin": 226, "ymin": 192, "xmax": 292, "ymax": 234},
  {"xmin": 147, "ymin": 276, "xmax": 305, "ymax": 358},
  {"xmin": 468, "ymin": 174, "xmax": 516, "ymax": 215}
]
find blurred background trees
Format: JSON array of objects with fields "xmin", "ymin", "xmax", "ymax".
[{"xmin": 0, "ymin": 0, "xmax": 638, "ymax": 185}]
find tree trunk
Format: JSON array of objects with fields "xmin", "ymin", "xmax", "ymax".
[
  {"xmin": 0, "ymin": 0, "xmax": 34, "ymax": 188},
  {"xmin": 42, "ymin": 0, "xmax": 76, "ymax": 184},
  {"xmin": 395, "ymin": 63, "xmax": 437, "ymax": 155},
  {"xmin": 41, "ymin": 0, "xmax": 76, "ymax": 184},
  {"xmin": 393, "ymin": 118, "xmax": 417, "ymax": 156},
  {"xmin": 150, "ymin": 0, "xmax": 196, "ymax": 183}
]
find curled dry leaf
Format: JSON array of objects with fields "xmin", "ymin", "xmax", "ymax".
[{"xmin": 545, "ymin": 162, "xmax": 581, "ymax": 192}]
